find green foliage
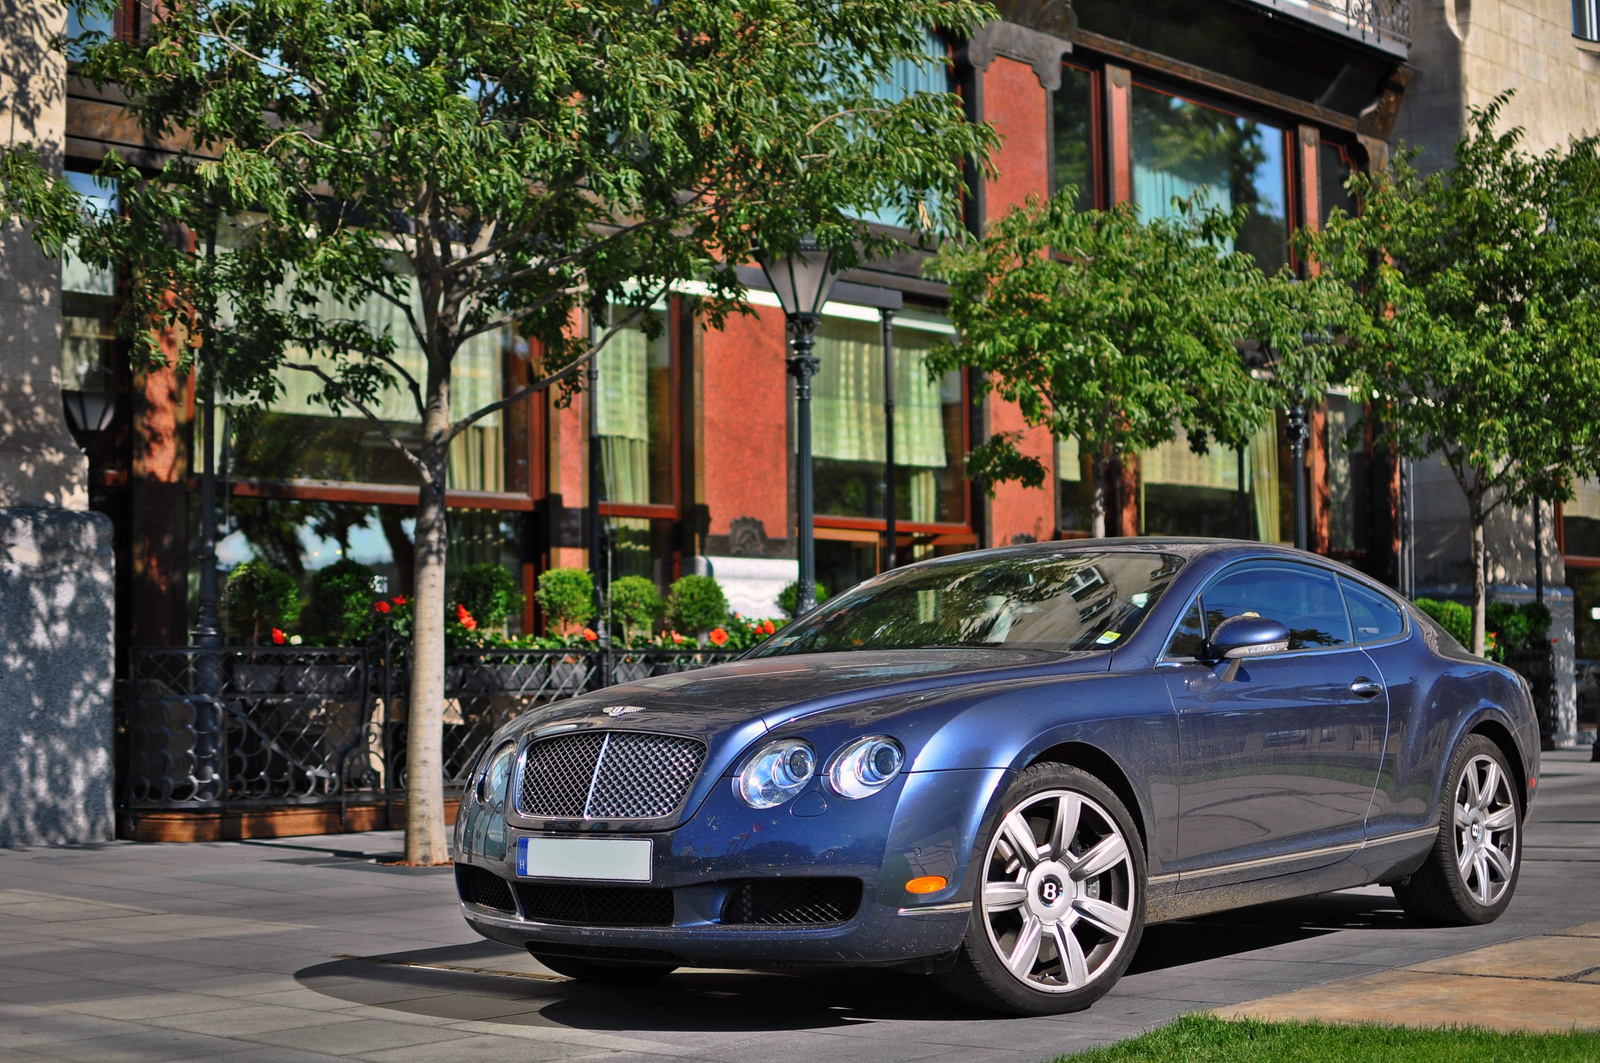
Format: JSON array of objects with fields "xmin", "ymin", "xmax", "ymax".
[
  {"xmin": 925, "ymin": 189, "xmax": 1348, "ymax": 526},
  {"xmin": 1415, "ymin": 598, "xmax": 1472, "ymax": 649},
  {"xmin": 1058, "ymin": 1013, "xmax": 1600, "ymax": 1063},
  {"xmin": 667, "ymin": 575, "xmax": 728, "ymax": 636},
  {"xmin": 1300, "ymin": 94, "xmax": 1600, "ymax": 651},
  {"xmin": 1485, "ymin": 600, "xmax": 1552, "ymax": 660},
  {"xmin": 718, "ymin": 615, "xmax": 784, "ymax": 651},
  {"xmin": 303, "ymin": 559, "xmax": 378, "ymax": 645},
  {"xmin": 452, "ymin": 563, "xmax": 523, "ymax": 631},
  {"xmin": 223, "ymin": 560, "xmax": 300, "ymax": 644},
  {"xmin": 536, "ymin": 568, "xmax": 595, "ymax": 632},
  {"xmin": 777, "ymin": 580, "xmax": 831, "ymax": 619},
  {"xmin": 609, "ymin": 576, "xmax": 663, "ymax": 642}
]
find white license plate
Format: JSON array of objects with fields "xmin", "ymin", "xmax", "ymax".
[{"xmin": 516, "ymin": 836, "xmax": 653, "ymax": 882}]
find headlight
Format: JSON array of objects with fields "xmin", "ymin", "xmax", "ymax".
[
  {"xmin": 480, "ymin": 741, "xmax": 517, "ymax": 812},
  {"xmin": 734, "ymin": 738, "xmax": 816, "ymax": 809},
  {"xmin": 826, "ymin": 735, "xmax": 904, "ymax": 799}
]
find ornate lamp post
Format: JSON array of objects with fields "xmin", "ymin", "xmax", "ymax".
[{"xmin": 756, "ymin": 237, "xmax": 839, "ymax": 616}]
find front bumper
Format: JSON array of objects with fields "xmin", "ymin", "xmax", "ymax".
[{"xmin": 453, "ymin": 766, "xmax": 1008, "ymax": 967}]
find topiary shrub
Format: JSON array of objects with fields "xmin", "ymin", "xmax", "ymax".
[
  {"xmin": 667, "ymin": 574, "xmax": 728, "ymax": 637},
  {"xmin": 536, "ymin": 567, "xmax": 596, "ymax": 633},
  {"xmin": 777, "ymin": 579, "xmax": 830, "ymax": 619},
  {"xmin": 609, "ymin": 575, "xmax": 663, "ymax": 642},
  {"xmin": 304, "ymin": 559, "xmax": 378, "ymax": 645},
  {"xmin": 1486, "ymin": 600, "xmax": 1553, "ymax": 661},
  {"xmin": 453, "ymin": 562, "xmax": 524, "ymax": 633},
  {"xmin": 1415, "ymin": 597, "xmax": 1472, "ymax": 650},
  {"xmin": 224, "ymin": 559, "xmax": 299, "ymax": 644}
]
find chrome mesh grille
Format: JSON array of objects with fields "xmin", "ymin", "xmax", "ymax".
[{"xmin": 516, "ymin": 731, "xmax": 705, "ymax": 819}]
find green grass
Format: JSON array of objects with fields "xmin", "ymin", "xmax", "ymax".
[{"xmin": 1056, "ymin": 1014, "xmax": 1600, "ymax": 1062}]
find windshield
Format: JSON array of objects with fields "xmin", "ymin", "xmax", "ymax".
[{"xmin": 751, "ymin": 550, "xmax": 1186, "ymax": 656}]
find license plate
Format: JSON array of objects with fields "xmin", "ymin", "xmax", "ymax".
[{"xmin": 516, "ymin": 836, "xmax": 653, "ymax": 882}]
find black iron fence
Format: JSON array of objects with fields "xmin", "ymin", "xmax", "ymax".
[{"xmin": 122, "ymin": 640, "xmax": 741, "ymax": 813}]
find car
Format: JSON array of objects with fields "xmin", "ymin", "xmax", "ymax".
[{"xmin": 452, "ymin": 538, "xmax": 1539, "ymax": 1015}]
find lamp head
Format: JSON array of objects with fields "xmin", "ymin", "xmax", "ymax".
[{"xmin": 754, "ymin": 234, "xmax": 838, "ymax": 320}]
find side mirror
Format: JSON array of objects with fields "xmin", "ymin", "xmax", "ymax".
[{"xmin": 1203, "ymin": 615, "xmax": 1290, "ymax": 681}]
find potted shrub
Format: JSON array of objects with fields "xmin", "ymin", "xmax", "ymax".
[
  {"xmin": 536, "ymin": 568, "xmax": 597, "ymax": 697},
  {"xmin": 610, "ymin": 575, "xmax": 664, "ymax": 682},
  {"xmin": 223, "ymin": 560, "xmax": 298, "ymax": 692},
  {"xmin": 453, "ymin": 564, "xmax": 527, "ymax": 692},
  {"xmin": 667, "ymin": 574, "xmax": 729, "ymax": 647}
]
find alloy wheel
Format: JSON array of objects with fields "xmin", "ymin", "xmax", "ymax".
[
  {"xmin": 980, "ymin": 789, "xmax": 1138, "ymax": 994},
  {"xmin": 1453, "ymin": 752, "xmax": 1518, "ymax": 907}
]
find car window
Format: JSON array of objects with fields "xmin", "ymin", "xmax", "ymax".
[
  {"xmin": 1340, "ymin": 577, "xmax": 1405, "ymax": 643},
  {"xmin": 1164, "ymin": 599, "xmax": 1206, "ymax": 658},
  {"xmin": 1199, "ymin": 563, "xmax": 1352, "ymax": 651}
]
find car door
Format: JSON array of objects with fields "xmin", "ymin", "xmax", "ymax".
[{"xmin": 1161, "ymin": 561, "xmax": 1389, "ymax": 884}]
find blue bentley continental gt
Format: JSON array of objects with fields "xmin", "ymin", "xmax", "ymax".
[{"xmin": 453, "ymin": 539, "xmax": 1538, "ymax": 1015}]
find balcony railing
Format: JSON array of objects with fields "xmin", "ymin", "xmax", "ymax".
[{"xmin": 1244, "ymin": 0, "xmax": 1411, "ymax": 48}]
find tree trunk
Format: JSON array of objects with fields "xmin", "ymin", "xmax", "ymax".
[
  {"xmin": 405, "ymin": 432, "xmax": 452, "ymax": 865},
  {"xmin": 1090, "ymin": 449, "xmax": 1106, "ymax": 538},
  {"xmin": 1469, "ymin": 508, "xmax": 1488, "ymax": 657}
]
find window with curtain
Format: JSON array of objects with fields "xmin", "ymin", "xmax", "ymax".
[
  {"xmin": 1139, "ymin": 423, "xmax": 1279, "ymax": 540},
  {"xmin": 809, "ymin": 313, "xmax": 963, "ymax": 524},
  {"xmin": 597, "ymin": 309, "xmax": 671, "ymax": 506},
  {"xmin": 224, "ymin": 264, "xmax": 513, "ymax": 493},
  {"xmin": 853, "ymin": 31, "xmax": 949, "ymax": 229},
  {"xmin": 1058, "ymin": 436, "xmax": 1094, "ymax": 532},
  {"xmin": 1053, "ymin": 64, "xmax": 1097, "ymax": 211},
  {"xmin": 1130, "ymin": 86, "xmax": 1289, "ymax": 273},
  {"xmin": 1565, "ymin": 480, "xmax": 1600, "ymax": 557}
]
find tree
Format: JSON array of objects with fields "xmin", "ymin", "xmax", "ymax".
[
  {"xmin": 667, "ymin": 574, "xmax": 729, "ymax": 640},
  {"xmin": 1302, "ymin": 96, "xmax": 1600, "ymax": 654},
  {"xmin": 3, "ymin": 0, "xmax": 996, "ymax": 863},
  {"xmin": 608, "ymin": 575, "xmax": 662, "ymax": 643},
  {"xmin": 925, "ymin": 190, "xmax": 1346, "ymax": 535}
]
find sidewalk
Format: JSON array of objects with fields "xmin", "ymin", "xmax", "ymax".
[{"xmin": 0, "ymin": 751, "xmax": 1594, "ymax": 1062}]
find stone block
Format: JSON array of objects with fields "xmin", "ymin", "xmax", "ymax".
[{"xmin": 0, "ymin": 506, "xmax": 115, "ymax": 846}]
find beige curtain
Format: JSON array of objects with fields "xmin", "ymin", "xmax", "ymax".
[
  {"xmin": 1058, "ymin": 436, "xmax": 1082, "ymax": 482},
  {"xmin": 1141, "ymin": 425, "xmax": 1240, "ymax": 489},
  {"xmin": 598, "ymin": 326, "xmax": 651, "ymax": 504},
  {"xmin": 1249, "ymin": 420, "xmax": 1281, "ymax": 543},
  {"xmin": 1570, "ymin": 479, "xmax": 1600, "ymax": 520}
]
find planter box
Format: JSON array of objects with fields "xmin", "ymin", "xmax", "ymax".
[{"xmin": 231, "ymin": 662, "xmax": 283, "ymax": 694}]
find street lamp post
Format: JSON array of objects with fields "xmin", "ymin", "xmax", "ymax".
[{"xmin": 756, "ymin": 238, "xmax": 839, "ymax": 616}]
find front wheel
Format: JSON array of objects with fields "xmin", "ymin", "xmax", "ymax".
[
  {"xmin": 938, "ymin": 763, "xmax": 1146, "ymax": 1016},
  {"xmin": 1393, "ymin": 733, "xmax": 1522, "ymax": 926}
]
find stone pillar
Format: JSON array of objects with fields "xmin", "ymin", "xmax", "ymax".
[{"xmin": 0, "ymin": 0, "xmax": 117, "ymax": 844}]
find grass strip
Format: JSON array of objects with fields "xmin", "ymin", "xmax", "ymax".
[{"xmin": 1056, "ymin": 1014, "xmax": 1600, "ymax": 1062}]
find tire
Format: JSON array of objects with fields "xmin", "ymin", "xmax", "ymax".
[
  {"xmin": 937, "ymin": 763, "xmax": 1146, "ymax": 1016},
  {"xmin": 1393, "ymin": 733, "xmax": 1522, "ymax": 926},
  {"xmin": 532, "ymin": 954, "xmax": 678, "ymax": 984}
]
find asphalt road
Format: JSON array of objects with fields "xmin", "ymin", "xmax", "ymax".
[{"xmin": 1, "ymin": 751, "xmax": 1595, "ymax": 1063}]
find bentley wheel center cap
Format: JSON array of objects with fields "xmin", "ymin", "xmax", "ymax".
[{"xmin": 1027, "ymin": 862, "xmax": 1074, "ymax": 920}]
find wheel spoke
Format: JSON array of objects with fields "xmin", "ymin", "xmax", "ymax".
[
  {"xmin": 1050, "ymin": 794, "xmax": 1083, "ymax": 862},
  {"xmin": 1001, "ymin": 812, "xmax": 1044, "ymax": 870},
  {"xmin": 1483, "ymin": 805, "xmax": 1517, "ymax": 833},
  {"xmin": 1457, "ymin": 839, "xmax": 1476, "ymax": 878},
  {"xmin": 1462, "ymin": 762, "xmax": 1482, "ymax": 809},
  {"xmin": 1453, "ymin": 803, "xmax": 1474, "ymax": 830},
  {"xmin": 1478, "ymin": 762, "xmax": 1502, "ymax": 811},
  {"xmin": 1073, "ymin": 896, "xmax": 1132, "ymax": 938},
  {"xmin": 1052, "ymin": 922, "xmax": 1089, "ymax": 987},
  {"xmin": 984, "ymin": 880, "xmax": 1029, "ymax": 914},
  {"xmin": 1007, "ymin": 915, "xmax": 1043, "ymax": 978},
  {"xmin": 1472, "ymin": 852, "xmax": 1492, "ymax": 904},
  {"xmin": 1482, "ymin": 842, "xmax": 1513, "ymax": 883},
  {"xmin": 1071, "ymin": 832, "xmax": 1129, "ymax": 880}
]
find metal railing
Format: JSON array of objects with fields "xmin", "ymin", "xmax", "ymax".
[
  {"xmin": 1247, "ymin": 0, "xmax": 1411, "ymax": 46},
  {"xmin": 122, "ymin": 640, "xmax": 742, "ymax": 813}
]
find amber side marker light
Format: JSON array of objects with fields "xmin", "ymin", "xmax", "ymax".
[{"xmin": 905, "ymin": 876, "xmax": 947, "ymax": 894}]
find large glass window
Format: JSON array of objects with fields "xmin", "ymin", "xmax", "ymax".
[
  {"xmin": 1138, "ymin": 423, "xmax": 1280, "ymax": 540},
  {"xmin": 60, "ymin": 171, "xmax": 118, "ymax": 402},
  {"xmin": 1058, "ymin": 436, "xmax": 1094, "ymax": 533},
  {"xmin": 1566, "ymin": 480, "xmax": 1600, "ymax": 558},
  {"xmin": 1053, "ymin": 64, "xmax": 1097, "ymax": 211},
  {"xmin": 855, "ymin": 31, "xmax": 950, "ymax": 229},
  {"xmin": 1130, "ymin": 86, "xmax": 1290, "ymax": 272},
  {"xmin": 223, "ymin": 269, "xmax": 516, "ymax": 493},
  {"xmin": 597, "ymin": 309, "xmax": 672, "ymax": 506},
  {"xmin": 1326, "ymin": 392, "xmax": 1370, "ymax": 554},
  {"xmin": 1320, "ymin": 141, "xmax": 1358, "ymax": 226},
  {"xmin": 810, "ymin": 312, "xmax": 964, "ymax": 525}
]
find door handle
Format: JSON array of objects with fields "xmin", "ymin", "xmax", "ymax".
[{"xmin": 1350, "ymin": 677, "xmax": 1383, "ymax": 699}]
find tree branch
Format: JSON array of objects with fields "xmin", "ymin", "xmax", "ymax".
[{"xmin": 283, "ymin": 361, "xmax": 432, "ymax": 481}]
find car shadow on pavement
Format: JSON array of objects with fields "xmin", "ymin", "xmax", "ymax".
[
  {"xmin": 1128, "ymin": 888, "xmax": 1411, "ymax": 974},
  {"xmin": 297, "ymin": 942, "xmax": 993, "ymax": 1031}
]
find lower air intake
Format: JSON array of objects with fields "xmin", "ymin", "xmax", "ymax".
[
  {"xmin": 722, "ymin": 878, "xmax": 863, "ymax": 926},
  {"xmin": 513, "ymin": 882, "xmax": 675, "ymax": 926},
  {"xmin": 456, "ymin": 864, "xmax": 517, "ymax": 914}
]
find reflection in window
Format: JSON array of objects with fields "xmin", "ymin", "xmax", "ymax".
[
  {"xmin": 1200, "ymin": 562, "xmax": 1352, "ymax": 649},
  {"xmin": 854, "ymin": 31, "xmax": 949, "ymax": 228},
  {"xmin": 1566, "ymin": 480, "xmax": 1600, "ymax": 558},
  {"xmin": 1139, "ymin": 423, "xmax": 1279, "ymax": 540},
  {"xmin": 1053, "ymin": 64, "xmax": 1096, "ymax": 211},
  {"xmin": 1319, "ymin": 141, "xmax": 1358, "ymax": 226},
  {"xmin": 61, "ymin": 171, "xmax": 117, "ymax": 399},
  {"xmin": 604, "ymin": 516, "xmax": 674, "ymax": 589},
  {"xmin": 598, "ymin": 309, "xmax": 671, "ymax": 506},
  {"xmin": 1058, "ymin": 436, "xmax": 1094, "ymax": 533},
  {"xmin": 1130, "ymin": 87, "xmax": 1289, "ymax": 272},
  {"xmin": 66, "ymin": 1, "xmax": 116, "ymax": 61},
  {"xmin": 809, "ymin": 314, "xmax": 964, "ymax": 525},
  {"xmin": 1326, "ymin": 393, "xmax": 1369, "ymax": 553},
  {"xmin": 223, "ymin": 264, "xmax": 515, "ymax": 493}
]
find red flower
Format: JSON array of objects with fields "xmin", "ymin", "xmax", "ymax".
[
  {"xmin": 671, "ymin": 631, "xmax": 684, "ymax": 644},
  {"xmin": 392, "ymin": 595, "xmax": 407, "ymax": 606},
  {"xmin": 271, "ymin": 628, "xmax": 286, "ymax": 645},
  {"xmin": 583, "ymin": 627, "xmax": 599, "ymax": 642},
  {"xmin": 761, "ymin": 619, "xmax": 776, "ymax": 635},
  {"xmin": 374, "ymin": 600, "xmax": 391, "ymax": 614},
  {"xmin": 708, "ymin": 627, "xmax": 729, "ymax": 647}
]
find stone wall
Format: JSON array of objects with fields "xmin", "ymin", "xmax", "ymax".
[{"xmin": 0, "ymin": 508, "xmax": 115, "ymax": 845}]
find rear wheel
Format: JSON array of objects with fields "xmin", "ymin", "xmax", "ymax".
[
  {"xmin": 532, "ymin": 954, "xmax": 677, "ymax": 984},
  {"xmin": 1393, "ymin": 733, "xmax": 1522, "ymax": 926},
  {"xmin": 938, "ymin": 763, "xmax": 1145, "ymax": 1016}
]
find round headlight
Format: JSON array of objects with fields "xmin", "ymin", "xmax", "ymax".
[
  {"xmin": 480, "ymin": 741, "xmax": 517, "ymax": 812},
  {"xmin": 826, "ymin": 735, "xmax": 904, "ymax": 799},
  {"xmin": 734, "ymin": 738, "xmax": 817, "ymax": 809}
]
